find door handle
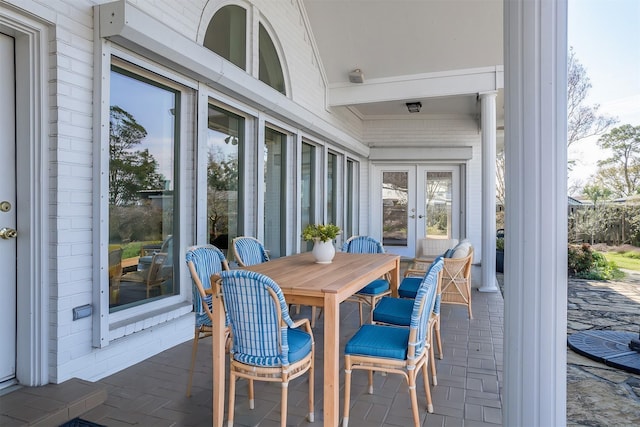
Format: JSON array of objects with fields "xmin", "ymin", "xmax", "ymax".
[
  {"xmin": 418, "ymin": 214, "xmax": 425, "ymax": 219},
  {"xmin": 409, "ymin": 214, "xmax": 415, "ymax": 219},
  {"xmin": 0, "ymin": 227, "xmax": 17, "ymax": 239}
]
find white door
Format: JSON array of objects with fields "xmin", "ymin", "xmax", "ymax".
[
  {"xmin": 374, "ymin": 164, "xmax": 460, "ymax": 258},
  {"xmin": 0, "ymin": 32, "xmax": 17, "ymax": 385}
]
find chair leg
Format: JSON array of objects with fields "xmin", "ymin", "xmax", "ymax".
[
  {"xmin": 308, "ymin": 352, "xmax": 315, "ymax": 422},
  {"xmin": 435, "ymin": 315, "xmax": 444, "ymax": 359},
  {"xmin": 467, "ymin": 283, "xmax": 473, "ymax": 319},
  {"xmin": 358, "ymin": 301, "xmax": 364, "ymax": 327},
  {"xmin": 408, "ymin": 375, "xmax": 420, "ymax": 427},
  {"xmin": 343, "ymin": 358, "xmax": 352, "ymax": 427},
  {"xmin": 311, "ymin": 307, "xmax": 317, "ymax": 328},
  {"xmin": 422, "ymin": 361, "xmax": 434, "ymax": 413},
  {"xmin": 280, "ymin": 382, "xmax": 288, "ymax": 427},
  {"xmin": 248, "ymin": 379, "xmax": 254, "ymax": 409},
  {"xmin": 429, "ymin": 342, "xmax": 438, "ymax": 386},
  {"xmin": 227, "ymin": 371, "xmax": 237, "ymax": 427},
  {"xmin": 186, "ymin": 328, "xmax": 200, "ymax": 397}
]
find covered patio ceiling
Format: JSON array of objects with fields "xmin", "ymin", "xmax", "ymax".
[{"xmin": 303, "ymin": 0, "xmax": 505, "ymax": 128}]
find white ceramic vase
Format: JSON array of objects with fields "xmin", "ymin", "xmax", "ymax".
[{"xmin": 312, "ymin": 239, "xmax": 335, "ymax": 264}]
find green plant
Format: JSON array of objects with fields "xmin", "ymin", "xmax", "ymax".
[
  {"xmin": 496, "ymin": 237, "xmax": 505, "ymax": 251},
  {"xmin": 568, "ymin": 243, "xmax": 623, "ymax": 280},
  {"xmin": 302, "ymin": 223, "xmax": 341, "ymax": 242}
]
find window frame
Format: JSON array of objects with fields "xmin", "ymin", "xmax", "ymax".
[{"xmin": 95, "ymin": 46, "xmax": 197, "ymax": 347}]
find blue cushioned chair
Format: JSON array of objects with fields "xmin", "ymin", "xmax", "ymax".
[
  {"xmin": 233, "ymin": 236, "xmax": 321, "ymax": 327},
  {"xmin": 342, "ymin": 257, "xmax": 444, "ymax": 427},
  {"xmin": 217, "ymin": 269, "xmax": 315, "ymax": 427},
  {"xmin": 342, "ymin": 236, "xmax": 392, "ymax": 325},
  {"xmin": 373, "ymin": 257, "xmax": 444, "ymax": 385},
  {"xmin": 185, "ymin": 245, "xmax": 230, "ymax": 398}
]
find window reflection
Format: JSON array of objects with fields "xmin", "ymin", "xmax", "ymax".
[
  {"xmin": 264, "ymin": 128, "xmax": 287, "ymax": 258},
  {"xmin": 301, "ymin": 143, "xmax": 316, "ymax": 251},
  {"xmin": 327, "ymin": 152, "xmax": 338, "ymax": 225},
  {"xmin": 425, "ymin": 171, "xmax": 453, "ymax": 238},
  {"xmin": 346, "ymin": 159, "xmax": 357, "ymax": 238},
  {"xmin": 203, "ymin": 5, "xmax": 246, "ymax": 70},
  {"xmin": 259, "ymin": 23, "xmax": 285, "ymax": 94},
  {"xmin": 382, "ymin": 172, "xmax": 408, "ymax": 246},
  {"xmin": 108, "ymin": 66, "xmax": 178, "ymax": 311},
  {"xmin": 207, "ymin": 105, "xmax": 243, "ymax": 254}
]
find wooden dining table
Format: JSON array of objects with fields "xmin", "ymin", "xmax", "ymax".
[{"xmin": 210, "ymin": 251, "xmax": 400, "ymax": 427}]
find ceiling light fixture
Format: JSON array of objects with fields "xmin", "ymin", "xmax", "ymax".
[
  {"xmin": 348, "ymin": 69, "xmax": 365, "ymax": 84},
  {"xmin": 406, "ymin": 102, "xmax": 422, "ymax": 113}
]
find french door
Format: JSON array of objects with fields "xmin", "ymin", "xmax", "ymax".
[
  {"xmin": 373, "ymin": 164, "xmax": 461, "ymax": 258},
  {"xmin": 0, "ymin": 32, "xmax": 17, "ymax": 386}
]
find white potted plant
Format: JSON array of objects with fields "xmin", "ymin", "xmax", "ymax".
[{"xmin": 302, "ymin": 223, "xmax": 341, "ymax": 264}]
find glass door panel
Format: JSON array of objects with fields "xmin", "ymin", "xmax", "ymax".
[
  {"xmin": 206, "ymin": 105, "xmax": 243, "ymax": 256},
  {"xmin": 375, "ymin": 165, "xmax": 460, "ymax": 258},
  {"xmin": 381, "ymin": 169, "xmax": 415, "ymax": 254},
  {"xmin": 264, "ymin": 127, "xmax": 287, "ymax": 258},
  {"xmin": 424, "ymin": 171, "xmax": 454, "ymax": 239}
]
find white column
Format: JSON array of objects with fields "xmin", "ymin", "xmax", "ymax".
[
  {"xmin": 479, "ymin": 91, "xmax": 499, "ymax": 292},
  {"xmin": 504, "ymin": 1, "xmax": 568, "ymax": 426}
]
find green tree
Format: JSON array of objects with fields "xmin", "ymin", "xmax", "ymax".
[
  {"xmin": 207, "ymin": 148, "xmax": 238, "ymax": 237},
  {"xmin": 594, "ymin": 124, "xmax": 640, "ymax": 197},
  {"xmin": 109, "ymin": 106, "xmax": 165, "ymax": 206},
  {"xmin": 567, "ymin": 47, "xmax": 617, "ymax": 148},
  {"xmin": 572, "ymin": 184, "xmax": 612, "ymax": 245}
]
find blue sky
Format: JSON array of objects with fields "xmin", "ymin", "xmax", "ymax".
[{"xmin": 568, "ymin": 0, "xmax": 640, "ymax": 189}]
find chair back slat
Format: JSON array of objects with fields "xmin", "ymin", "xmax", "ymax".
[
  {"xmin": 232, "ymin": 236, "xmax": 270, "ymax": 266},
  {"xmin": 221, "ymin": 270, "xmax": 294, "ymax": 366},
  {"xmin": 185, "ymin": 245, "xmax": 228, "ymax": 326},
  {"xmin": 342, "ymin": 235, "xmax": 385, "ymax": 254},
  {"xmin": 409, "ymin": 257, "xmax": 444, "ymax": 357}
]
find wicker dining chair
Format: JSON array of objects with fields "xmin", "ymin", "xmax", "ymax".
[
  {"xmin": 233, "ymin": 236, "xmax": 321, "ymax": 327},
  {"xmin": 372, "ymin": 257, "xmax": 444, "ymax": 386},
  {"xmin": 342, "ymin": 257, "xmax": 444, "ymax": 427},
  {"xmin": 215, "ymin": 269, "xmax": 315, "ymax": 427},
  {"xmin": 342, "ymin": 235, "xmax": 392, "ymax": 325},
  {"xmin": 231, "ymin": 236, "xmax": 270, "ymax": 267},
  {"xmin": 184, "ymin": 244, "xmax": 230, "ymax": 398}
]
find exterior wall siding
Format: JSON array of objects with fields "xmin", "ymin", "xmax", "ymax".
[{"xmin": 1, "ymin": 0, "xmax": 486, "ymax": 383}]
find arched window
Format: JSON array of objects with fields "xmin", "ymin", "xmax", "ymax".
[
  {"xmin": 203, "ymin": 5, "xmax": 246, "ymax": 70},
  {"xmin": 259, "ymin": 23, "xmax": 285, "ymax": 94}
]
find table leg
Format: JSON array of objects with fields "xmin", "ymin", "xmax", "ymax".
[
  {"xmin": 324, "ymin": 293, "xmax": 340, "ymax": 426},
  {"xmin": 390, "ymin": 257, "xmax": 400, "ymax": 297},
  {"xmin": 212, "ymin": 292, "xmax": 226, "ymax": 427}
]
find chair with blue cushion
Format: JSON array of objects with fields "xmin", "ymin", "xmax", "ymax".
[
  {"xmin": 342, "ymin": 257, "xmax": 444, "ymax": 427},
  {"xmin": 373, "ymin": 257, "xmax": 444, "ymax": 386},
  {"xmin": 216, "ymin": 269, "xmax": 315, "ymax": 427},
  {"xmin": 184, "ymin": 244, "xmax": 230, "ymax": 398},
  {"xmin": 342, "ymin": 235, "xmax": 392, "ymax": 325},
  {"xmin": 233, "ymin": 235, "xmax": 321, "ymax": 327}
]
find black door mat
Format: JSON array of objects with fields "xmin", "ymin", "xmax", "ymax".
[
  {"xmin": 568, "ymin": 330, "xmax": 640, "ymax": 375},
  {"xmin": 59, "ymin": 418, "xmax": 106, "ymax": 427}
]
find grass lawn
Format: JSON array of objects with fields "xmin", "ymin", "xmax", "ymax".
[{"xmin": 603, "ymin": 251, "xmax": 640, "ymax": 271}]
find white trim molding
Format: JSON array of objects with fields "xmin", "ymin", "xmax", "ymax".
[{"xmin": 0, "ymin": 5, "xmax": 50, "ymax": 386}]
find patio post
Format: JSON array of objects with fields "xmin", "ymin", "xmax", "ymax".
[
  {"xmin": 503, "ymin": 0, "xmax": 568, "ymax": 425},
  {"xmin": 479, "ymin": 90, "xmax": 499, "ymax": 292}
]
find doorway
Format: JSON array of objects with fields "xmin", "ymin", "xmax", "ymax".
[
  {"xmin": 372, "ymin": 164, "xmax": 461, "ymax": 258},
  {"xmin": 0, "ymin": 32, "xmax": 17, "ymax": 387}
]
